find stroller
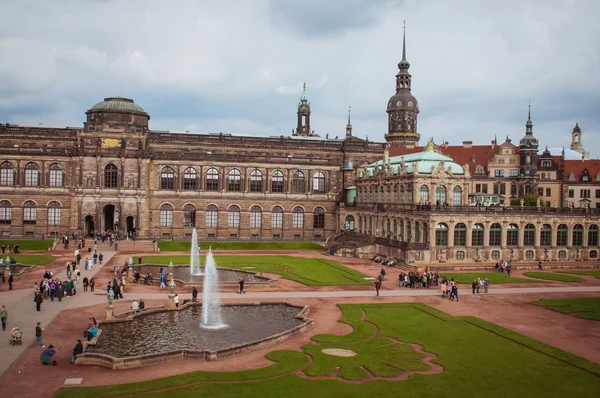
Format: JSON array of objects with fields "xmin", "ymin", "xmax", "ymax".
[{"xmin": 10, "ymin": 327, "xmax": 22, "ymax": 345}]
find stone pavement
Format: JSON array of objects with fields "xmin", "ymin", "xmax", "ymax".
[
  {"xmin": 0, "ymin": 249, "xmax": 117, "ymax": 376},
  {"xmin": 63, "ymin": 285, "xmax": 600, "ymax": 309}
]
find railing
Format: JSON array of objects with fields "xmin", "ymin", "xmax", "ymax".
[
  {"xmin": 356, "ymin": 203, "xmax": 600, "ymax": 215},
  {"xmin": 375, "ymin": 237, "xmax": 429, "ymax": 251}
]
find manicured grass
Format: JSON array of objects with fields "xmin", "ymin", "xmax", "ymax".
[
  {"xmin": 11, "ymin": 254, "xmax": 57, "ymax": 265},
  {"xmin": 0, "ymin": 239, "xmax": 54, "ymax": 250},
  {"xmin": 533, "ymin": 297, "xmax": 600, "ymax": 321},
  {"xmin": 58, "ymin": 303, "xmax": 600, "ymax": 398},
  {"xmin": 158, "ymin": 241, "xmax": 324, "ymax": 251},
  {"xmin": 560, "ymin": 270, "xmax": 600, "ymax": 279},
  {"xmin": 444, "ymin": 272, "xmax": 536, "ymax": 284},
  {"xmin": 523, "ymin": 272, "xmax": 585, "ymax": 282},
  {"xmin": 143, "ymin": 255, "xmax": 371, "ymax": 286}
]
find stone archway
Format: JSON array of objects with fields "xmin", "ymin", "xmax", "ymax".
[
  {"xmin": 103, "ymin": 204, "xmax": 115, "ymax": 232},
  {"xmin": 126, "ymin": 216, "xmax": 135, "ymax": 234},
  {"xmin": 84, "ymin": 215, "xmax": 95, "ymax": 237}
]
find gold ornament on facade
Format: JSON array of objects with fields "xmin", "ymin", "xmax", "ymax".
[{"xmin": 101, "ymin": 138, "xmax": 121, "ymax": 148}]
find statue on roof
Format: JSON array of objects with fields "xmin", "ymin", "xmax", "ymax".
[{"xmin": 425, "ymin": 137, "xmax": 435, "ymax": 151}]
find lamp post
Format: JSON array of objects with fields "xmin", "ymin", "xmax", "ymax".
[{"xmin": 5, "ymin": 256, "xmax": 11, "ymax": 274}]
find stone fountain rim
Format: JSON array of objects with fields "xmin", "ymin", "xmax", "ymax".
[
  {"xmin": 77, "ymin": 302, "xmax": 313, "ymax": 370},
  {"xmin": 131, "ymin": 264, "xmax": 276, "ymax": 285}
]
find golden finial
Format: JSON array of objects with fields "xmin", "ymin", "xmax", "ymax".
[
  {"xmin": 425, "ymin": 137, "xmax": 434, "ymax": 151},
  {"xmin": 403, "ymin": 20, "xmax": 406, "ymax": 28}
]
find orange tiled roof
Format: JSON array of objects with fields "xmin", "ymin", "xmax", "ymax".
[{"xmin": 563, "ymin": 159, "xmax": 600, "ymax": 182}]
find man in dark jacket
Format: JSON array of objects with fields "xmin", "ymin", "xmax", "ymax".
[
  {"xmin": 192, "ymin": 286, "xmax": 198, "ymax": 302},
  {"xmin": 7, "ymin": 273, "xmax": 13, "ymax": 290},
  {"xmin": 34, "ymin": 292, "xmax": 43, "ymax": 311},
  {"xmin": 71, "ymin": 340, "xmax": 83, "ymax": 364}
]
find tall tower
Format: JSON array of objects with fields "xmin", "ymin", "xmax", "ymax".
[
  {"xmin": 385, "ymin": 22, "xmax": 420, "ymax": 147},
  {"xmin": 519, "ymin": 104, "xmax": 539, "ymax": 195},
  {"xmin": 570, "ymin": 120, "xmax": 589, "ymax": 159},
  {"xmin": 293, "ymin": 82, "xmax": 313, "ymax": 137},
  {"xmin": 346, "ymin": 106, "xmax": 353, "ymax": 137}
]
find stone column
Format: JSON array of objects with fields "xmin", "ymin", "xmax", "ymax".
[
  {"xmin": 466, "ymin": 221, "xmax": 473, "ymax": 247},
  {"xmin": 483, "ymin": 222, "xmax": 490, "ymax": 247},
  {"xmin": 448, "ymin": 222, "xmax": 455, "ymax": 248},
  {"xmin": 567, "ymin": 224, "xmax": 573, "ymax": 247},
  {"xmin": 518, "ymin": 222, "xmax": 525, "ymax": 247}
]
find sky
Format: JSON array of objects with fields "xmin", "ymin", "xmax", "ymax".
[{"xmin": 0, "ymin": 0, "xmax": 598, "ymax": 156}]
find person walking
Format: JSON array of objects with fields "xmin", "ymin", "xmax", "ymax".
[
  {"xmin": 71, "ymin": 340, "xmax": 83, "ymax": 364},
  {"xmin": 380, "ymin": 268, "xmax": 386, "ymax": 281},
  {"xmin": 83, "ymin": 277, "xmax": 89, "ymax": 292},
  {"xmin": 538, "ymin": 261, "xmax": 543, "ymax": 270},
  {"xmin": 192, "ymin": 286, "xmax": 198, "ymax": 302},
  {"xmin": 98, "ymin": 253, "xmax": 103, "ymax": 266},
  {"xmin": 374, "ymin": 279, "xmax": 381, "ymax": 296},
  {"xmin": 174, "ymin": 294, "xmax": 180, "ymax": 308},
  {"xmin": 450, "ymin": 285, "xmax": 459, "ymax": 301},
  {"xmin": 238, "ymin": 277, "xmax": 246, "ymax": 294},
  {"xmin": 472, "ymin": 279, "xmax": 477, "ymax": 294},
  {"xmin": 56, "ymin": 282, "xmax": 64, "ymax": 302},
  {"xmin": 89, "ymin": 277, "xmax": 95, "ymax": 292},
  {"xmin": 8, "ymin": 273, "xmax": 13, "ymax": 290},
  {"xmin": 35, "ymin": 322, "xmax": 44, "ymax": 348},
  {"xmin": 34, "ymin": 291, "xmax": 43, "ymax": 311},
  {"xmin": 0, "ymin": 305, "xmax": 7, "ymax": 331}
]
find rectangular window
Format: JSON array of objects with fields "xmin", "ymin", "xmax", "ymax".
[
  {"xmin": 228, "ymin": 211, "xmax": 240, "ymax": 228},
  {"xmin": 48, "ymin": 208, "xmax": 61, "ymax": 226},
  {"xmin": 494, "ymin": 170, "xmax": 504, "ymax": 177},
  {"xmin": 272, "ymin": 212, "xmax": 283, "ymax": 229},
  {"xmin": 568, "ymin": 189, "xmax": 574, "ymax": 198},
  {"xmin": 596, "ymin": 189, "xmax": 600, "ymax": 199},
  {"xmin": 511, "ymin": 184, "xmax": 517, "ymax": 196},
  {"xmin": 0, "ymin": 207, "xmax": 11, "ymax": 225},
  {"xmin": 546, "ymin": 188, "xmax": 551, "ymax": 197},
  {"xmin": 160, "ymin": 210, "xmax": 173, "ymax": 227},
  {"xmin": 0, "ymin": 169, "xmax": 14, "ymax": 186},
  {"xmin": 25, "ymin": 169, "xmax": 39, "ymax": 186},
  {"xmin": 581, "ymin": 189, "xmax": 591, "ymax": 198},
  {"xmin": 205, "ymin": 211, "xmax": 218, "ymax": 228},
  {"xmin": 49, "ymin": 170, "xmax": 63, "ymax": 187},
  {"xmin": 292, "ymin": 213, "xmax": 304, "ymax": 229},
  {"xmin": 23, "ymin": 207, "xmax": 36, "ymax": 225},
  {"xmin": 538, "ymin": 188, "xmax": 544, "ymax": 196}
]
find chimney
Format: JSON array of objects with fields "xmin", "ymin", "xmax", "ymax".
[{"xmin": 463, "ymin": 141, "xmax": 473, "ymax": 148}]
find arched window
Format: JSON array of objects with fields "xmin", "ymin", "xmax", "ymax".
[
  {"xmin": 419, "ymin": 185, "xmax": 429, "ymax": 203},
  {"xmin": 228, "ymin": 169, "xmax": 241, "ymax": 192},
  {"xmin": 183, "ymin": 204, "xmax": 196, "ymax": 227},
  {"xmin": 292, "ymin": 206, "xmax": 304, "ymax": 229},
  {"xmin": 292, "ymin": 171, "xmax": 305, "ymax": 194},
  {"xmin": 573, "ymin": 224, "xmax": 583, "ymax": 247},
  {"xmin": 159, "ymin": 203, "xmax": 173, "ymax": 227},
  {"xmin": 205, "ymin": 205, "xmax": 218, "ymax": 228},
  {"xmin": 23, "ymin": 200, "xmax": 37, "ymax": 225},
  {"xmin": 313, "ymin": 207, "xmax": 325, "ymax": 229},
  {"xmin": 271, "ymin": 170, "xmax": 284, "ymax": 193},
  {"xmin": 249, "ymin": 205, "xmax": 262, "ymax": 228},
  {"xmin": 556, "ymin": 224, "xmax": 568, "ymax": 247},
  {"xmin": 312, "ymin": 171, "xmax": 325, "ymax": 193},
  {"xmin": 0, "ymin": 162, "xmax": 15, "ymax": 186},
  {"xmin": 393, "ymin": 219, "xmax": 397, "ymax": 238},
  {"xmin": 0, "ymin": 200, "xmax": 12, "ymax": 225},
  {"xmin": 454, "ymin": 223, "xmax": 466, "ymax": 247},
  {"xmin": 206, "ymin": 168, "xmax": 219, "ymax": 191},
  {"xmin": 524, "ymin": 224, "xmax": 535, "ymax": 246},
  {"xmin": 49, "ymin": 163, "xmax": 63, "ymax": 187},
  {"xmin": 541, "ymin": 224, "xmax": 552, "ymax": 247},
  {"xmin": 436, "ymin": 223, "xmax": 449, "ymax": 247},
  {"xmin": 415, "ymin": 221, "xmax": 421, "ymax": 242},
  {"xmin": 435, "ymin": 186, "xmax": 447, "ymax": 204},
  {"xmin": 407, "ymin": 183, "xmax": 413, "ymax": 203},
  {"xmin": 453, "ymin": 186, "xmax": 462, "ymax": 206},
  {"xmin": 228, "ymin": 205, "xmax": 240, "ymax": 228},
  {"xmin": 393, "ymin": 185, "xmax": 398, "ymax": 202},
  {"xmin": 183, "ymin": 167, "xmax": 197, "ymax": 190},
  {"xmin": 588, "ymin": 225, "xmax": 598, "ymax": 247},
  {"xmin": 272, "ymin": 206, "xmax": 283, "ymax": 229},
  {"xmin": 472, "ymin": 223, "xmax": 484, "ymax": 247},
  {"xmin": 160, "ymin": 166, "xmax": 175, "ymax": 190},
  {"xmin": 104, "ymin": 164, "xmax": 118, "ymax": 188},
  {"xmin": 24, "ymin": 162, "xmax": 39, "ymax": 187},
  {"xmin": 490, "ymin": 223, "xmax": 502, "ymax": 246},
  {"xmin": 406, "ymin": 220, "xmax": 412, "ymax": 241},
  {"xmin": 47, "ymin": 201, "xmax": 61, "ymax": 226},
  {"xmin": 399, "ymin": 220, "xmax": 405, "ymax": 241},
  {"xmin": 400, "ymin": 185, "xmax": 405, "ymax": 204},
  {"xmin": 249, "ymin": 169, "xmax": 263, "ymax": 192},
  {"xmin": 507, "ymin": 224, "xmax": 519, "ymax": 247}
]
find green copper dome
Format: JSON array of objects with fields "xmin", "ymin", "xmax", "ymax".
[{"xmin": 90, "ymin": 97, "xmax": 147, "ymax": 114}]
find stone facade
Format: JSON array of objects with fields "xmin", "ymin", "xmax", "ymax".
[{"xmin": 0, "ymin": 97, "xmax": 384, "ymax": 240}]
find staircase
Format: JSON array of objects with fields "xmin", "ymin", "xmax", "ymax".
[{"xmin": 114, "ymin": 240, "xmax": 156, "ymax": 253}]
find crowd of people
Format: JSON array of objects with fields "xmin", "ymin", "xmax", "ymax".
[
  {"xmin": 372, "ymin": 256, "xmax": 395, "ymax": 267},
  {"xmin": 495, "ymin": 260, "xmax": 513, "ymax": 275}
]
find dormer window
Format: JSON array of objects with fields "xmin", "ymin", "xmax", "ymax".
[
  {"xmin": 541, "ymin": 160, "xmax": 551, "ymax": 168},
  {"xmin": 472, "ymin": 155, "xmax": 477, "ymax": 162},
  {"xmin": 596, "ymin": 173, "xmax": 600, "ymax": 182},
  {"xmin": 569, "ymin": 172, "xmax": 575, "ymax": 182},
  {"xmin": 475, "ymin": 165, "xmax": 484, "ymax": 174}
]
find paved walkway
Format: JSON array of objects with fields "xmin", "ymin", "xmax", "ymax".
[
  {"xmin": 63, "ymin": 285, "xmax": 600, "ymax": 309},
  {"xmin": 0, "ymin": 250, "xmax": 117, "ymax": 376}
]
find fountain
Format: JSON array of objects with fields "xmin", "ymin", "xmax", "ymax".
[
  {"xmin": 189, "ymin": 228, "xmax": 203, "ymax": 276},
  {"xmin": 201, "ymin": 248, "xmax": 226, "ymax": 329}
]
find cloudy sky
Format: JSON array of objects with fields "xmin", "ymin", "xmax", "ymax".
[{"xmin": 0, "ymin": 0, "xmax": 598, "ymax": 156}]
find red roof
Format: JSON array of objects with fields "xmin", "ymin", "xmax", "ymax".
[{"xmin": 563, "ymin": 159, "xmax": 600, "ymax": 182}]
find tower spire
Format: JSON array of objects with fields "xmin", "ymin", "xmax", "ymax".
[
  {"xmin": 346, "ymin": 105, "xmax": 352, "ymax": 137},
  {"xmin": 402, "ymin": 20, "xmax": 407, "ymax": 61}
]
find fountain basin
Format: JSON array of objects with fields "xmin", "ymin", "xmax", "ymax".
[
  {"xmin": 133, "ymin": 264, "xmax": 275, "ymax": 286},
  {"xmin": 78, "ymin": 302, "xmax": 313, "ymax": 369}
]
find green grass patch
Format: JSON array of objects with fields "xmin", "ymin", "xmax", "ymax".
[
  {"xmin": 143, "ymin": 255, "xmax": 370, "ymax": 286},
  {"xmin": 560, "ymin": 270, "xmax": 600, "ymax": 279},
  {"xmin": 158, "ymin": 241, "xmax": 324, "ymax": 251},
  {"xmin": 11, "ymin": 254, "xmax": 57, "ymax": 265},
  {"xmin": 533, "ymin": 297, "xmax": 600, "ymax": 321},
  {"xmin": 60, "ymin": 303, "xmax": 600, "ymax": 397},
  {"xmin": 523, "ymin": 272, "xmax": 585, "ymax": 282},
  {"xmin": 0, "ymin": 239, "xmax": 54, "ymax": 250},
  {"xmin": 444, "ymin": 272, "xmax": 536, "ymax": 284}
]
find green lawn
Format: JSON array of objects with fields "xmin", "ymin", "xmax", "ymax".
[
  {"xmin": 158, "ymin": 241, "xmax": 324, "ymax": 251},
  {"xmin": 533, "ymin": 298, "xmax": 600, "ymax": 321},
  {"xmin": 560, "ymin": 270, "xmax": 600, "ymax": 279},
  {"xmin": 57, "ymin": 303, "xmax": 600, "ymax": 398},
  {"xmin": 142, "ymin": 255, "xmax": 370, "ymax": 286},
  {"xmin": 11, "ymin": 254, "xmax": 57, "ymax": 265},
  {"xmin": 444, "ymin": 272, "xmax": 536, "ymax": 284},
  {"xmin": 0, "ymin": 239, "xmax": 54, "ymax": 250},
  {"xmin": 523, "ymin": 272, "xmax": 585, "ymax": 282}
]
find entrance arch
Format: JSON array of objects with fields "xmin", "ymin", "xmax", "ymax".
[
  {"xmin": 344, "ymin": 215, "xmax": 355, "ymax": 231},
  {"xmin": 126, "ymin": 216, "xmax": 135, "ymax": 234},
  {"xmin": 103, "ymin": 204, "xmax": 115, "ymax": 232},
  {"xmin": 84, "ymin": 215, "xmax": 95, "ymax": 237}
]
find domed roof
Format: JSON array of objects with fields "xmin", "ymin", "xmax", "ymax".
[
  {"xmin": 386, "ymin": 92, "xmax": 419, "ymax": 112},
  {"xmin": 89, "ymin": 97, "xmax": 147, "ymax": 114}
]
